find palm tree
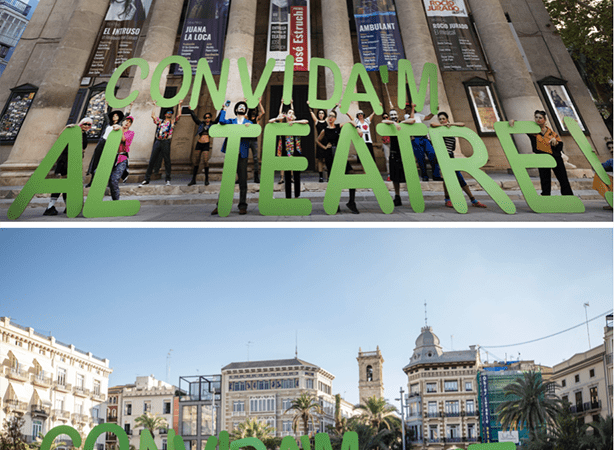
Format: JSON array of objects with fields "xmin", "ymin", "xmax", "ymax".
[
  {"xmin": 351, "ymin": 424, "xmax": 391, "ymax": 450},
  {"xmin": 496, "ymin": 370, "xmax": 561, "ymax": 434},
  {"xmin": 285, "ymin": 392, "xmax": 324, "ymax": 436},
  {"xmin": 134, "ymin": 412, "xmax": 169, "ymax": 437},
  {"xmin": 584, "ymin": 415, "xmax": 613, "ymax": 450},
  {"xmin": 230, "ymin": 418, "xmax": 274, "ymax": 440},
  {"xmin": 353, "ymin": 396, "xmax": 399, "ymax": 431}
]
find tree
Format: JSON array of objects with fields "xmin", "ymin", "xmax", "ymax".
[
  {"xmin": 134, "ymin": 412, "xmax": 169, "ymax": 437},
  {"xmin": 496, "ymin": 371, "xmax": 561, "ymax": 434},
  {"xmin": 353, "ymin": 397, "xmax": 399, "ymax": 431},
  {"xmin": 0, "ymin": 416, "xmax": 27, "ymax": 450},
  {"xmin": 351, "ymin": 424, "xmax": 391, "ymax": 450},
  {"xmin": 584, "ymin": 415, "xmax": 613, "ymax": 450},
  {"xmin": 284, "ymin": 392, "xmax": 324, "ymax": 436},
  {"xmin": 230, "ymin": 418, "xmax": 274, "ymax": 441}
]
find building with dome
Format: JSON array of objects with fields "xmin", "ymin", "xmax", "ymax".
[{"xmin": 403, "ymin": 326, "xmax": 480, "ymax": 449}]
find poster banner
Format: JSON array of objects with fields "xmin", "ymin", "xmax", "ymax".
[
  {"xmin": 177, "ymin": 0, "xmax": 230, "ymax": 75},
  {"xmin": 85, "ymin": 0, "xmax": 155, "ymax": 77},
  {"xmin": 423, "ymin": 0, "xmax": 487, "ymax": 71},
  {"xmin": 266, "ymin": 0, "xmax": 310, "ymax": 72},
  {"xmin": 352, "ymin": 0, "xmax": 405, "ymax": 71}
]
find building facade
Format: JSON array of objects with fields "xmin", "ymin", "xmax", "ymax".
[
  {"xmin": 0, "ymin": 0, "xmax": 610, "ymax": 185},
  {"xmin": 176, "ymin": 374, "xmax": 221, "ymax": 450},
  {"xmin": 403, "ymin": 326, "xmax": 480, "ymax": 449},
  {"xmin": 357, "ymin": 347, "xmax": 384, "ymax": 402},
  {"xmin": 0, "ymin": 0, "xmax": 30, "ymax": 77},
  {"xmin": 0, "ymin": 316, "xmax": 111, "ymax": 448},
  {"xmin": 221, "ymin": 358, "xmax": 336, "ymax": 438},
  {"xmin": 551, "ymin": 315, "xmax": 614, "ymax": 424}
]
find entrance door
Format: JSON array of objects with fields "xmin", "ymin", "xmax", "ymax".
[{"xmin": 269, "ymin": 85, "xmax": 314, "ymax": 171}]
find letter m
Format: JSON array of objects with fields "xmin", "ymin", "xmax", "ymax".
[{"xmin": 397, "ymin": 59, "xmax": 438, "ymax": 114}]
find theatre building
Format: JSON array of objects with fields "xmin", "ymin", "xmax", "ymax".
[{"xmin": 0, "ymin": 0, "xmax": 610, "ymax": 185}]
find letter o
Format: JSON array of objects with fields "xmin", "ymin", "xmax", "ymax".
[
  {"xmin": 41, "ymin": 426, "xmax": 82, "ymax": 450},
  {"xmin": 151, "ymin": 55, "xmax": 193, "ymax": 108},
  {"xmin": 85, "ymin": 424, "xmax": 130, "ymax": 450}
]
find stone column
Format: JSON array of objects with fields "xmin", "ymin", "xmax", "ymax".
[
  {"xmin": 467, "ymin": 0, "xmax": 544, "ymax": 154},
  {"xmin": 395, "ymin": 0, "xmax": 452, "ymax": 120},
  {"xmin": 122, "ymin": 0, "xmax": 185, "ymax": 169},
  {"xmin": 210, "ymin": 0, "xmax": 258, "ymax": 161},
  {"xmin": 0, "ymin": 0, "xmax": 110, "ymax": 185}
]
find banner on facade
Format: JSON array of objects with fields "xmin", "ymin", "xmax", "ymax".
[
  {"xmin": 85, "ymin": 0, "xmax": 155, "ymax": 77},
  {"xmin": 423, "ymin": 0, "xmax": 487, "ymax": 71},
  {"xmin": 266, "ymin": 0, "xmax": 310, "ymax": 72},
  {"xmin": 479, "ymin": 374, "xmax": 492, "ymax": 443},
  {"xmin": 352, "ymin": 0, "xmax": 405, "ymax": 71},
  {"xmin": 177, "ymin": 0, "xmax": 230, "ymax": 74}
]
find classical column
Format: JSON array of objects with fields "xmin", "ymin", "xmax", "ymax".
[
  {"xmin": 467, "ymin": 0, "xmax": 543, "ymax": 154},
  {"xmin": 0, "ymin": 0, "xmax": 110, "ymax": 185},
  {"xmin": 121, "ymin": 0, "xmax": 185, "ymax": 168},
  {"xmin": 209, "ymin": 0, "xmax": 258, "ymax": 161},
  {"xmin": 395, "ymin": 0, "xmax": 452, "ymax": 120}
]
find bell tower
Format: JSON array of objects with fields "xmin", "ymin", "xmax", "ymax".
[{"xmin": 357, "ymin": 346, "xmax": 384, "ymax": 402}]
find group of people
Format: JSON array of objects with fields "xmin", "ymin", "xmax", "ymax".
[{"xmin": 42, "ymin": 96, "xmax": 607, "ymax": 216}]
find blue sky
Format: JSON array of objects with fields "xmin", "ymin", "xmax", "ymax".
[{"xmin": 1, "ymin": 228, "xmax": 612, "ymax": 406}]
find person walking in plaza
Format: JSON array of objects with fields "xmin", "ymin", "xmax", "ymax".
[
  {"xmin": 246, "ymin": 97, "xmax": 265, "ymax": 183},
  {"xmin": 186, "ymin": 107, "xmax": 213, "ymax": 186},
  {"xmin": 308, "ymin": 101, "xmax": 329, "ymax": 182},
  {"xmin": 430, "ymin": 112, "xmax": 486, "ymax": 208},
  {"xmin": 270, "ymin": 99, "xmax": 308, "ymax": 199},
  {"xmin": 109, "ymin": 116, "xmax": 135, "ymax": 201},
  {"xmin": 43, "ymin": 118, "xmax": 93, "ymax": 216},
  {"xmin": 316, "ymin": 108, "xmax": 359, "ymax": 214},
  {"xmin": 409, "ymin": 102, "xmax": 442, "ymax": 181},
  {"xmin": 139, "ymin": 99, "xmax": 182, "ymax": 187},
  {"xmin": 509, "ymin": 110, "xmax": 573, "ymax": 196},
  {"xmin": 211, "ymin": 100, "xmax": 252, "ymax": 215},
  {"xmin": 85, "ymin": 101, "xmax": 132, "ymax": 187}
]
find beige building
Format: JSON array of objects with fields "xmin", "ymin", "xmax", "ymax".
[
  {"xmin": 403, "ymin": 326, "xmax": 480, "ymax": 449},
  {"xmin": 221, "ymin": 358, "xmax": 336, "ymax": 437},
  {"xmin": 357, "ymin": 347, "xmax": 384, "ymax": 402},
  {"xmin": 0, "ymin": 316, "xmax": 111, "ymax": 447},
  {"xmin": 551, "ymin": 315, "xmax": 613, "ymax": 424}
]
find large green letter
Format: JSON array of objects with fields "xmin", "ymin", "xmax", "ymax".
[
  {"xmin": 151, "ymin": 56, "xmax": 192, "ymax": 108},
  {"xmin": 340, "ymin": 432, "xmax": 358, "ymax": 450},
  {"xmin": 397, "ymin": 59, "xmax": 438, "ymax": 114},
  {"xmin": 239, "ymin": 57, "xmax": 276, "ymax": 108},
  {"xmin": 41, "ymin": 426, "xmax": 81, "ymax": 450},
  {"xmin": 323, "ymin": 124, "xmax": 393, "ymax": 214},
  {"xmin": 283, "ymin": 55, "xmax": 295, "ymax": 104},
  {"xmin": 307, "ymin": 58, "xmax": 342, "ymax": 110},
  {"xmin": 564, "ymin": 117, "xmax": 612, "ymax": 207},
  {"xmin": 209, "ymin": 123, "xmax": 261, "ymax": 217},
  {"xmin": 279, "ymin": 436, "xmax": 301, "ymax": 450},
  {"xmin": 429, "ymin": 126, "xmax": 515, "ymax": 214},
  {"xmin": 494, "ymin": 120, "xmax": 584, "ymax": 213},
  {"xmin": 259, "ymin": 122, "xmax": 311, "ymax": 216},
  {"xmin": 167, "ymin": 429, "xmax": 186, "ymax": 450},
  {"xmin": 85, "ymin": 424, "xmax": 128, "ymax": 450},
  {"xmin": 82, "ymin": 130, "xmax": 140, "ymax": 217},
  {"xmin": 106, "ymin": 58, "xmax": 149, "ymax": 109},
  {"xmin": 8, "ymin": 126, "xmax": 84, "ymax": 220},
  {"xmin": 191, "ymin": 58, "xmax": 230, "ymax": 110},
  {"xmin": 340, "ymin": 63, "xmax": 383, "ymax": 115},
  {"xmin": 376, "ymin": 123, "xmax": 425, "ymax": 212},
  {"xmin": 230, "ymin": 438, "xmax": 266, "ymax": 450}
]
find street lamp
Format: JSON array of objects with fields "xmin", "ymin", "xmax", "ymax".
[{"xmin": 395, "ymin": 387, "xmax": 406, "ymax": 450}]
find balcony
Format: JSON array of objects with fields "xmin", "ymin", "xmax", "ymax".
[
  {"xmin": 5, "ymin": 399, "xmax": 27, "ymax": 413},
  {"xmin": 445, "ymin": 411, "xmax": 461, "ymax": 418},
  {"xmin": 91, "ymin": 391, "xmax": 106, "ymax": 401},
  {"xmin": 72, "ymin": 413, "xmax": 89, "ymax": 423},
  {"xmin": 73, "ymin": 386, "xmax": 89, "ymax": 398},
  {"xmin": 426, "ymin": 438, "xmax": 440, "ymax": 444},
  {"xmin": 6, "ymin": 366, "xmax": 28, "ymax": 382},
  {"xmin": 425, "ymin": 412, "xmax": 440, "ymax": 418},
  {"xmin": 446, "ymin": 437, "xmax": 462, "ymax": 443},
  {"xmin": 232, "ymin": 411, "xmax": 246, "ymax": 416},
  {"xmin": 31, "ymin": 404, "xmax": 50, "ymax": 417},
  {"xmin": 464, "ymin": 411, "xmax": 478, "ymax": 416},
  {"xmin": 52, "ymin": 409, "xmax": 70, "ymax": 421},
  {"xmin": 32, "ymin": 373, "xmax": 53, "ymax": 388},
  {"xmin": 107, "ymin": 416, "xmax": 118, "ymax": 423},
  {"xmin": 466, "ymin": 437, "xmax": 478, "ymax": 442},
  {"xmin": 53, "ymin": 382, "xmax": 72, "ymax": 393},
  {"xmin": 408, "ymin": 392, "xmax": 421, "ymax": 398}
]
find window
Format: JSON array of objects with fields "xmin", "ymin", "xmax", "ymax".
[
  {"xmin": 575, "ymin": 391, "xmax": 583, "ymax": 407},
  {"xmin": 445, "ymin": 401, "xmax": 459, "ymax": 415},
  {"xmin": 562, "ymin": 379, "xmax": 566, "ymax": 387},
  {"xmin": 426, "ymin": 383, "xmax": 436, "ymax": 393},
  {"xmin": 124, "ymin": 424, "xmax": 131, "ymax": 435},
  {"xmin": 144, "ymin": 401, "xmax": 151, "ymax": 412},
  {"xmin": 465, "ymin": 381, "xmax": 473, "ymax": 391},
  {"xmin": 447, "ymin": 424, "xmax": 459, "ymax": 439},
  {"xmin": 125, "ymin": 403, "xmax": 132, "ymax": 416},
  {"xmin": 282, "ymin": 421, "xmax": 292, "ymax": 433},
  {"xmin": 444, "ymin": 380, "xmax": 458, "ymax": 392},
  {"xmin": 76, "ymin": 374, "xmax": 84, "ymax": 390},
  {"xmin": 57, "ymin": 368, "xmax": 66, "ymax": 386},
  {"xmin": 589, "ymin": 387, "xmax": 598, "ymax": 405},
  {"xmin": 590, "ymin": 369, "xmax": 595, "ymax": 378},
  {"xmin": 55, "ymin": 398, "xmax": 64, "ymax": 411},
  {"xmin": 305, "ymin": 379, "xmax": 314, "ymax": 389},
  {"xmin": 94, "ymin": 380, "xmax": 101, "ymax": 395},
  {"xmin": 162, "ymin": 439, "xmax": 167, "ymax": 450},
  {"xmin": 32, "ymin": 420, "xmax": 42, "ymax": 438},
  {"xmin": 575, "ymin": 374, "xmax": 580, "ymax": 383},
  {"xmin": 164, "ymin": 401, "xmax": 171, "ymax": 414},
  {"xmin": 562, "ymin": 395, "xmax": 569, "ymax": 404},
  {"xmin": 233, "ymin": 401, "xmax": 244, "ymax": 413},
  {"xmin": 466, "ymin": 400, "xmax": 475, "ymax": 414},
  {"xmin": 467, "ymin": 424, "xmax": 475, "ymax": 439},
  {"xmin": 410, "ymin": 383, "xmax": 419, "ymax": 394},
  {"xmin": 429, "ymin": 425, "xmax": 438, "ymax": 440},
  {"xmin": 282, "ymin": 399, "xmax": 293, "ymax": 411},
  {"xmin": 201, "ymin": 404, "xmax": 215, "ymax": 435},
  {"xmin": 366, "ymin": 365, "xmax": 373, "ymax": 382},
  {"xmin": 428, "ymin": 401, "xmax": 437, "ymax": 416},
  {"xmin": 182, "ymin": 405, "xmax": 197, "ymax": 435}
]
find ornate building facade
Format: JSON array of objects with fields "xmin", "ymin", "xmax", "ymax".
[{"xmin": 357, "ymin": 346, "xmax": 384, "ymax": 402}]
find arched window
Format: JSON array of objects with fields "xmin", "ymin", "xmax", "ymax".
[{"xmin": 366, "ymin": 365, "xmax": 373, "ymax": 382}]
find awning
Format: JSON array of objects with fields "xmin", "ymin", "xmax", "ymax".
[
  {"xmin": 7, "ymin": 382, "xmax": 28, "ymax": 402},
  {"xmin": 32, "ymin": 388, "xmax": 52, "ymax": 405}
]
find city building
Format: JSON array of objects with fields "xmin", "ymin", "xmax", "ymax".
[
  {"xmin": 221, "ymin": 358, "xmax": 336, "ymax": 437},
  {"xmin": 0, "ymin": 0, "xmax": 30, "ymax": 77},
  {"xmin": 551, "ymin": 315, "xmax": 613, "ymax": 424},
  {"xmin": 177, "ymin": 374, "xmax": 221, "ymax": 450},
  {"xmin": 111, "ymin": 376, "xmax": 177, "ymax": 450},
  {"xmin": 0, "ymin": 0, "xmax": 611, "ymax": 185},
  {"xmin": 104, "ymin": 385, "xmax": 125, "ymax": 450},
  {"xmin": 403, "ymin": 326, "xmax": 481, "ymax": 449},
  {"xmin": 357, "ymin": 347, "xmax": 384, "ymax": 401},
  {"xmin": 0, "ymin": 316, "xmax": 111, "ymax": 448}
]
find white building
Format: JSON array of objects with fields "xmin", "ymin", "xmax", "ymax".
[
  {"xmin": 0, "ymin": 0, "xmax": 30, "ymax": 76},
  {"xmin": 0, "ymin": 316, "xmax": 112, "ymax": 448}
]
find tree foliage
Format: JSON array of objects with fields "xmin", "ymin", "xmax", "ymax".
[
  {"xmin": 0, "ymin": 416, "xmax": 27, "ymax": 450},
  {"xmin": 134, "ymin": 412, "xmax": 169, "ymax": 436},
  {"xmin": 229, "ymin": 418, "xmax": 274, "ymax": 441},
  {"xmin": 353, "ymin": 397, "xmax": 399, "ymax": 432},
  {"xmin": 284, "ymin": 392, "xmax": 323, "ymax": 436}
]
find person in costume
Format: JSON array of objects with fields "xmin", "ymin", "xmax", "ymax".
[{"xmin": 187, "ymin": 109, "xmax": 213, "ymax": 186}]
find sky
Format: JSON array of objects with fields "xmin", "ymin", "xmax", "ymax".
[{"xmin": 1, "ymin": 228, "xmax": 612, "ymax": 408}]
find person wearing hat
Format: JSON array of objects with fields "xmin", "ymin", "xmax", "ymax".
[
  {"xmin": 140, "ymin": 99, "xmax": 183, "ymax": 187},
  {"xmin": 85, "ymin": 101, "xmax": 132, "ymax": 187},
  {"xmin": 43, "ymin": 118, "xmax": 93, "ymax": 216},
  {"xmin": 211, "ymin": 100, "xmax": 252, "ymax": 215},
  {"xmin": 186, "ymin": 108, "xmax": 214, "ymax": 186}
]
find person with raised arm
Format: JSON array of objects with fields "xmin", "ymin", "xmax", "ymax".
[
  {"xmin": 245, "ymin": 97, "xmax": 265, "ymax": 183},
  {"xmin": 307, "ymin": 101, "xmax": 329, "ymax": 182},
  {"xmin": 409, "ymin": 102, "xmax": 442, "ymax": 181},
  {"xmin": 381, "ymin": 109, "xmax": 415, "ymax": 207},
  {"xmin": 186, "ymin": 108, "xmax": 213, "ymax": 186}
]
